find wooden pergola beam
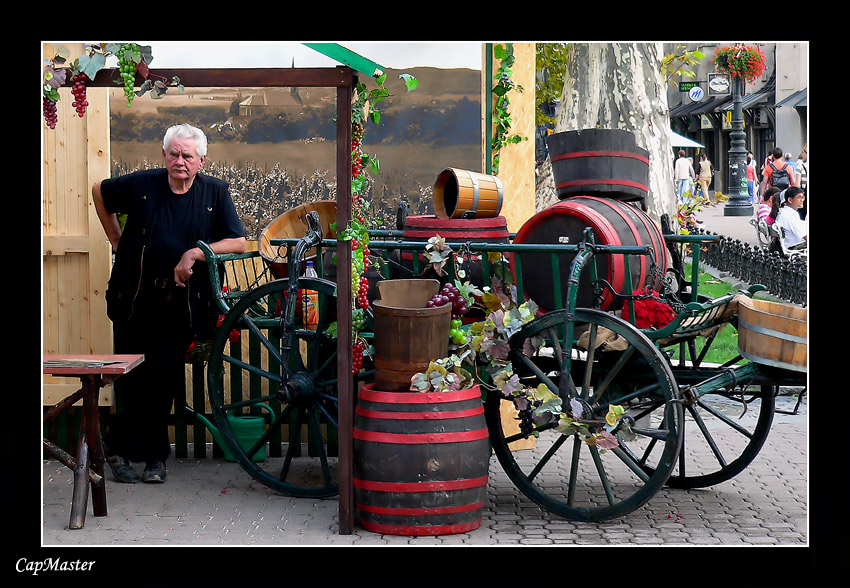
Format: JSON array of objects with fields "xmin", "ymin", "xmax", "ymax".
[{"xmin": 61, "ymin": 64, "xmax": 358, "ymax": 534}]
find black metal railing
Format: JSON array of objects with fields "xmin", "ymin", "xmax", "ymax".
[{"xmin": 693, "ymin": 227, "xmax": 807, "ymax": 307}]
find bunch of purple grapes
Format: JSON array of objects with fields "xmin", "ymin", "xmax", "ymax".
[
  {"xmin": 43, "ymin": 96, "xmax": 58, "ymax": 129},
  {"xmin": 426, "ymin": 282, "xmax": 468, "ymax": 320}
]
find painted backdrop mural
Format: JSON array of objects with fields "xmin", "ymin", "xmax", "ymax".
[{"xmin": 109, "ymin": 67, "xmax": 481, "ymax": 239}]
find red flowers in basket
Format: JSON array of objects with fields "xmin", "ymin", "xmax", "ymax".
[
  {"xmin": 713, "ymin": 44, "xmax": 766, "ymax": 84},
  {"xmin": 621, "ymin": 289, "xmax": 677, "ymax": 330}
]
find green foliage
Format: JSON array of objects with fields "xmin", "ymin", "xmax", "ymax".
[
  {"xmin": 661, "ymin": 45, "xmax": 705, "ymax": 85},
  {"xmin": 490, "ymin": 43, "xmax": 527, "ymax": 175},
  {"xmin": 535, "ymin": 43, "xmax": 569, "ymax": 127}
]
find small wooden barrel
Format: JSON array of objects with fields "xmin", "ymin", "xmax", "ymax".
[
  {"xmin": 353, "ymin": 383, "xmax": 490, "ymax": 536},
  {"xmin": 258, "ymin": 200, "xmax": 337, "ymax": 278},
  {"xmin": 546, "ymin": 129, "xmax": 649, "ymax": 203},
  {"xmin": 372, "ymin": 280, "xmax": 451, "ymax": 391},
  {"xmin": 737, "ymin": 297, "xmax": 807, "ymax": 373},
  {"xmin": 433, "ymin": 168, "xmax": 504, "ymax": 219}
]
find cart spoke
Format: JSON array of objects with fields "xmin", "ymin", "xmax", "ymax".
[
  {"xmin": 687, "ymin": 404, "xmax": 728, "ymax": 468},
  {"xmin": 527, "ymin": 433, "xmax": 568, "ymax": 482},
  {"xmin": 589, "ymin": 445, "xmax": 615, "ymax": 506},
  {"xmin": 695, "ymin": 398, "xmax": 754, "ymax": 438}
]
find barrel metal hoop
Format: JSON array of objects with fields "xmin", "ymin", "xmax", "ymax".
[
  {"xmin": 738, "ymin": 319, "xmax": 806, "ymax": 344},
  {"xmin": 469, "ymin": 173, "xmax": 480, "ymax": 215},
  {"xmin": 550, "ymin": 150, "xmax": 650, "ymax": 164}
]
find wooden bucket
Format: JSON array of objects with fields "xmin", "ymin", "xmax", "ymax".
[
  {"xmin": 258, "ymin": 200, "xmax": 337, "ymax": 279},
  {"xmin": 372, "ymin": 279, "xmax": 451, "ymax": 391},
  {"xmin": 353, "ymin": 383, "xmax": 490, "ymax": 536},
  {"xmin": 736, "ymin": 297, "xmax": 807, "ymax": 373},
  {"xmin": 511, "ymin": 196, "xmax": 667, "ymax": 312},
  {"xmin": 546, "ymin": 129, "xmax": 649, "ymax": 204},
  {"xmin": 433, "ymin": 168, "xmax": 504, "ymax": 219}
]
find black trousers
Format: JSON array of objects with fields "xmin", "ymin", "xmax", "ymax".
[{"xmin": 105, "ymin": 284, "xmax": 193, "ymax": 463}]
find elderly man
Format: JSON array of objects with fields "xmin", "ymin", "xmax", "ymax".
[{"xmin": 92, "ymin": 123, "xmax": 246, "ymax": 483}]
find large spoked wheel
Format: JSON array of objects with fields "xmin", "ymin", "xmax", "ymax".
[
  {"xmin": 207, "ymin": 277, "xmax": 371, "ymax": 498},
  {"xmin": 659, "ymin": 379, "xmax": 776, "ymax": 489},
  {"xmin": 485, "ymin": 308, "xmax": 684, "ymax": 522}
]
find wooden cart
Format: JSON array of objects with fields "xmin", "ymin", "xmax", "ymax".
[{"xmin": 193, "ymin": 209, "xmax": 806, "ymax": 522}]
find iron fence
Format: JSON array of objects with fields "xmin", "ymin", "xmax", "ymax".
[{"xmin": 692, "ymin": 227, "xmax": 807, "ymax": 307}]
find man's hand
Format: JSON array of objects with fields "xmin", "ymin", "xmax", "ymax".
[
  {"xmin": 174, "ymin": 238, "xmax": 245, "ymax": 287},
  {"xmin": 174, "ymin": 247, "xmax": 203, "ymax": 287}
]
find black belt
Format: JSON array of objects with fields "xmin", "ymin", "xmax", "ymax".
[{"xmin": 152, "ymin": 277, "xmax": 172, "ymax": 289}]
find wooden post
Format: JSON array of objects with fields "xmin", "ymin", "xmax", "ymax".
[{"xmin": 336, "ymin": 81, "xmax": 355, "ymax": 534}]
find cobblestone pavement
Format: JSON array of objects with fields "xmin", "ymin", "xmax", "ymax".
[{"xmin": 42, "ymin": 393, "xmax": 808, "ymax": 547}]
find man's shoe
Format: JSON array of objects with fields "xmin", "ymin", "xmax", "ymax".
[
  {"xmin": 106, "ymin": 455, "xmax": 140, "ymax": 483},
  {"xmin": 142, "ymin": 461, "xmax": 167, "ymax": 483}
]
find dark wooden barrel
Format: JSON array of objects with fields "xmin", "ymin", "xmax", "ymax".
[
  {"xmin": 546, "ymin": 129, "xmax": 649, "ymax": 204},
  {"xmin": 511, "ymin": 196, "xmax": 667, "ymax": 312},
  {"xmin": 389, "ymin": 215, "xmax": 511, "ymax": 289},
  {"xmin": 372, "ymin": 280, "xmax": 451, "ymax": 391},
  {"xmin": 353, "ymin": 384, "xmax": 490, "ymax": 536},
  {"xmin": 433, "ymin": 168, "xmax": 503, "ymax": 219}
]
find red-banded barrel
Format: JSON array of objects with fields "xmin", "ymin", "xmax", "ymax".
[
  {"xmin": 546, "ymin": 129, "xmax": 649, "ymax": 204},
  {"xmin": 353, "ymin": 384, "xmax": 490, "ymax": 536},
  {"xmin": 511, "ymin": 196, "xmax": 667, "ymax": 312},
  {"xmin": 389, "ymin": 215, "xmax": 511, "ymax": 289}
]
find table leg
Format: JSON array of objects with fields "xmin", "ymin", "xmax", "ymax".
[
  {"xmin": 83, "ymin": 375, "xmax": 108, "ymax": 517},
  {"xmin": 69, "ymin": 411, "xmax": 90, "ymax": 530}
]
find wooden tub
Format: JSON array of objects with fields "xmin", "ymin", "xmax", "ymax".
[{"xmin": 736, "ymin": 297, "xmax": 807, "ymax": 373}]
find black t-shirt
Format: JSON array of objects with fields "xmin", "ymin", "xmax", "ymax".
[{"xmin": 100, "ymin": 168, "xmax": 244, "ymax": 337}]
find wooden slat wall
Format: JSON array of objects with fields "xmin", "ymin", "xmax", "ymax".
[{"xmin": 42, "ymin": 42, "xmax": 113, "ymax": 406}]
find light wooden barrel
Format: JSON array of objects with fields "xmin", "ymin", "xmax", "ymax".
[
  {"xmin": 737, "ymin": 297, "xmax": 807, "ymax": 372},
  {"xmin": 433, "ymin": 168, "xmax": 503, "ymax": 219}
]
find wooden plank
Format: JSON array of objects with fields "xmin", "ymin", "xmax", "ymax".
[{"xmin": 78, "ymin": 67, "xmax": 357, "ymax": 89}]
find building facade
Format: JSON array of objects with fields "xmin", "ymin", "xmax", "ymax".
[{"xmin": 665, "ymin": 42, "xmax": 808, "ymax": 194}]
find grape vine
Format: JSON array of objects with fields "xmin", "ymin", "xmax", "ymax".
[
  {"xmin": 334, "ymin": 71, "xmax": 417, "ymax": 374},
  {"xmin": 42, "ymin": 43, "xmax": 183, "ymax": 129}
]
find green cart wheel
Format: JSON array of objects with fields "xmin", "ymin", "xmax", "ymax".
[
  {"xmin": 207, "ymin": 277, "xmax": 371, "ymax": 498},
  {"xmin": 485, "ymin": 308, "xmax": 684, "ymax": 522},
  {"xmin": 656, "ymin": 381, "xmax": 776, "ymax": 489}
]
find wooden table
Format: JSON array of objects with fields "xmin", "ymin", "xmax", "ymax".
[{"xmin": 43, "ymin": 354, "xmax": 144, "ymax": 530}]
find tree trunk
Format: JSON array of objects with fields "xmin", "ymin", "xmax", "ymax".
[{"xmin": 536, "ymin": 43, "xmax": 677, "ymax": 225}]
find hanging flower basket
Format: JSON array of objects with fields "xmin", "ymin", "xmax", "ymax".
[{"xmin": 713, "ymin": 44, "xmax": 766, "ymax": 84}]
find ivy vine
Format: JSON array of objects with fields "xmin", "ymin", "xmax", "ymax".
[{"xmin": 490, "ymin": 43, "xmax": 527, "ymax": 175}]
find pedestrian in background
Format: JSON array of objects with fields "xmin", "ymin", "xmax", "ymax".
[
  {"xmin": 674, "ymin": 150, "xmax": 695, "ymax": 203},
  {"xmin": 760, "ymin": 147, "xmax": 797, "ymax": 197},
  {"xmin": 697, "ymin": 153, "xmax": 714, "ymax": 202},
  {"xmin": 747, "ymin": 152, "xmax": 758, "ymax": 203},
  {"xmin": 795, "ymin": 146, "xmax": 808, "ymax": 220}
]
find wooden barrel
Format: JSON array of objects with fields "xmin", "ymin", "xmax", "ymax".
[
  {"xmin": 258, "ymin": 200, "xmax": 337, "ymax": 279},
  {"xmin": 736, "ymin": 297, "xmax": 807, "ymax": 373},
  {"xmin": 511, "ymin": 196, "xmax": 667, "ymax": 312},
  {"xmin": 353, "ymin": 384, "xmax": 490, "ymax": 536},
  {"xmin": 433, "ymin": 168, "xmax": 504, "ymax": 219},
  {"xmin": 390, "ymin": 215, "xmax": 511, "ymax": 289},
  {"xmin": 546, "ymin": 129, "xmax": 649, "ymax": 203},
  {"xmin": 372, "ymin": 280, "xmax": 452, "ymax": 391}
]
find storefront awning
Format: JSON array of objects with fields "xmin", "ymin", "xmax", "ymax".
[
  {"xmin": 670, "ymin": 130, "xmax": 704, "ymax": 148},
  {"xmin": 776, "ymin": 88, "xmax": 807, "ymax": 109},
  {"xmin": 722, "ymin": 76, "xmax": 776, "ymax": 112}
]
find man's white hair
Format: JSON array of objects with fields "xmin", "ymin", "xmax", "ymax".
[{"xmin": 163, "ymin": 123, "xmax": 208, "ymax": 157}]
